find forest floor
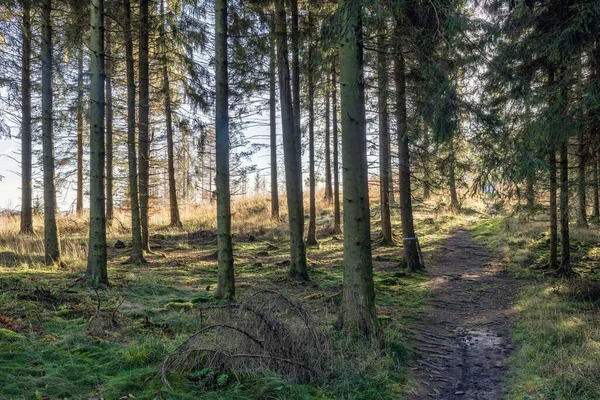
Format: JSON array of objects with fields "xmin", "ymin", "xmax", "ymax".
[
  {"xmin": 3, "ymin": 199, "xmax": 600, "ymax": 399},
  {"xmin": 409, "ymin": 228, "xmax": 519, "ymax": 400},
  {"xmin": 0, "ymin": 197, "xmax": 478, "ymax": 399}
]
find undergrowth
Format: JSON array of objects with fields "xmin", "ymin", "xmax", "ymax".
[{"xmin": 472, "ymin": 215, "xmax": 600, "ymax": 400}]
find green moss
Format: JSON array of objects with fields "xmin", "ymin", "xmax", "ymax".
[{"xmin": 0, "ymin": 328, "xmax": 23, "ymax": 341}]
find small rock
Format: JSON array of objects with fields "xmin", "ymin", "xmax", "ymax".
[
  {"xmin": 454, "ymin": 391, "xmax": 465, "ymax": 395},
  {"xmin": 256, "ymin": 251, "xmax": 269, "ymax": 257},
  {"xmin": 114, "ymin": 240, "xmax": 126, "ymax": 249}
]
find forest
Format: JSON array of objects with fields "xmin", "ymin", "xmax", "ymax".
[{"xmin": 0, "ymin": 0, "xmax": 599, "ymax": 398}]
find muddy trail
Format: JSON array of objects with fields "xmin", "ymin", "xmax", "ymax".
[{"xmin": 409, "ymin": 228, "xmax": 519, "ymax": 400}]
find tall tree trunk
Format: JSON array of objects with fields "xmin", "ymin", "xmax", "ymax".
[
  {"xmin": 422, "ymin": 122, "xmax": 430, "ymax": 200},
  {"xmin": 290, "ymin": 0, "xmax": 301, "ymax": 142},
  {"xmin": 559, "ymin": 139, "xmax": 572, "ymax": 274},
  {"xmin": 138, "ymin": 0, "xmax": 151, "ymax": 252},
  {"xmin": 548, "ymin": 67, "xmax": 558, "ymax": 270},
  {"xmin": 324, "ymin": 71, "xmax": 333, "ymax": 204},
  {"xmin": 105, "ymin": 21, "xmax": 114, "ymax": 226},
  {"xmin": 76, "ymin": 43, "xmax": 84, "ymax": 217},
  {"xmin": 269, "ymin": 16, "xmax": 279, "ymax": 220},
  {"xmin": 160, "ymin": 0, "xmax": 182, "ymax": 228},
  {"xmin": 577, "ymin": 127, "xmax": 587, "ymax": 227},
  {"xmin": 592, "ymin": 45, "xmax": 600, "ymax": 221},
  {"xmin": 124, "ymin": 0, "xmax": 145, "ymax": 264},
  {"xmin": 275, "ymin": 0, "xmax": 308, "ymax": 280},
  {"xmin": 20, "ymin": 0, "xmax": 33, "ymax": 234},
  {"xmin": 377, "ymin": 26, "xmax": 392, "ymax": 244},
  {"xmin": 332, "ymin": 61, "xmax": 341, "ymax": 235},
  {"xmin": 395, "ymin": 23, "xmax": 422, "ymax": 271},
  {"xmin": 41, "ymin": 0, "xmax": 61, "ymax": 265},
  {"xmin": 449, "ymin": 138, "xmax": 459, "ymax": 212},
  {"xmin": 214, "ymin": 0, "xmax": 235, "ymax": 300},
  {"xmin": 593, "ymin": 151, "xmax": 599, "ymax": 220},
  {"xmin": 549, "ymin": 149, "xmax": 558, "ymax": 269},
  {"xmin": 86, "ymin": 0, "xmax": 108, "ymax": 285},
  {"xmin": 339, "ymin": 0, "xmax": 377, "ymax": 337},
  {"xmin": 306, "ymin": 11, "xmax": 317, "ymax": 246},
  {"xmin": 577, "ymin": 59, "xmax": 588, "ymax": 228}
]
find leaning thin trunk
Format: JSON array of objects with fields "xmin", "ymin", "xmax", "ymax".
[
  {"xmin": 395, "ymin": 24, "xmax": 422, "ymax": 271},
  {"xmin": 339, "ymin": 0, "xmax": 377, "ymax": 337},
  {"xmin": 269, "ymin": 16, "xmax": 279, "ymax": 220},
  {"xmin": 124, "ymin": 0, "xmax": 144, "ymax": 264},
  {"xmin": 559, "ymin": 140, "xmax": 571, "ymax": 274},
  {"xmin": 105, "ymin": 22, "xmax": 114, "ymax": 226},
  {"xmin": 20, "ymin": 0, "xmax": 33, "ymax": 234},
  {"xmin": 214, "ymin": 0, "xmax": 235, "ymax": 300},
  {"xmin": 274, "ymin": 0, "xmax": 308, "ymax": 280},
  {"xmin": 41, "ymin": 0, "xmax": 61, "ymax": 265},
  {"xmin": 306, "ymin": 11, "xmax": 317, "ymax": 246},
  {"xmin": 138, "ymin": 0, "xmax": 151, "ymax": 252},
  {"xmin": 86, "ymin": 0, "xmax": 108, "ymax": 285},
  {"xmin": 160, "ymin": 0, "xmax": 182, "ymax": 228},
  {"xmin": 332, "ymin": 61, "xmax": 341, "ymax": 235},
  {"xmin": 76, "ymin": 43, "xmax": 84, "ymax": 217},
  {"xmin": 377, "ymin": 26, "xmax": 392, "ymax": 244}
]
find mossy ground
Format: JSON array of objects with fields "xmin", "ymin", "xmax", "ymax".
[
  {"xmin": 472, "ymin": 214, "xmax": 600, "ymax": 400},
  {"xmin": 0, "ymin": 197, "xmax": 477, "ymax": 400}
]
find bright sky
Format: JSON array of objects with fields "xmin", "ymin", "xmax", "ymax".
[{"xmin": 0, "ymin": 137, "xmax": 23, "ymax": 210}]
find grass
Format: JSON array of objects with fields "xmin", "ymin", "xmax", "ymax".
[
  {"xmin": 471, "ymin": 213, "xmax": 600, "ymax": 400},
  {"xmin": 0, "ymin": 194, "xmax": 478, "ymax": 399}
]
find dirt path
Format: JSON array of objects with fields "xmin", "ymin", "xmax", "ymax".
[{"xmin": 409, "ymin": 228, "xmax": 519, "ymax": 400}]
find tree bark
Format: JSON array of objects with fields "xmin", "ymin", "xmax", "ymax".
[
  {"xmin": 105, "ymin": 21, "xmax": 113, "ymax": 226},
  {"xmin": 306, "ymin": 11, "xmax": 317, "ymax": 246},
  {"xmin": 138, "ymin": 0, "xmax": 151, "ymax": 252},
  {"xmin": 525, "ymin": 171, "xmax": 535, "ymax": 210},
  {"xmin": 549, "ymin": 149, "xmax": 558, "ymax": 269},
  {"xmin": 290, "ymin": 0, "xmax": 301, "ymax": 142},
  {"xmin": 422, "ymin": 121, "xmax": 430, "ymax": 200},
  {"xmin": 339, "ymin": 0, "xmax": 377, "ymax": 337},
  {"xmin": 124, "ymin": 0, "xmax": 145, "ymax": 264},
  {"xmin": 214, "ymin": 0, "xmax": 235, "ymax": 300},
  {"xmin": 548, "ymin": 67, "xmax": 558, "ymax": 270},
  {"xmin": 449, "ymin": 138, "xmax": 459, "ymax": 212},
  {"xmin": 76, "ymin": 43, "xmax": 84, "ymax": 217},
  {"xmin": 86, "ymin": 0, "xmax": 108, "ymax": 285},
  {"xmin": 576, "ymin": 59, "xmax": 588, "ymax": 228},
  {"xmin": 577, "ymin": 126, "xmax": 587, "ymax": 227},
  {"xmin": 275, "ymin": 0, "xmax": 308, "ymax": 280},
  {"xmin": 269, "ymin": 16, "xmax": 279, "ymax": 220},
  {"xmin": 332, "ymin": 61, "xmax": 341, "ymax": 235},
  {"xmin": 41, "ymin": 0, "xmax": 61, "ymax": 265},
  {"xmin": 20, "ymin": 0, "xmax": 33, "ymax": 234},
  {"xmin": 377, "ymin": 26, "xmax": 392, "ymax": 244},
  {"xmin": 559, "ymin": 139, "xmax": 571, "ymax": 274},
  {"xmin": 324, "ymin": 71, "xmax": 333, "ymax": 204},
  {"xmin": 395, "ymin": 22, "xmax": 422, "ymax": 271},
  {"xmin": 160, "ymin": 0, "xmax": 182, "ymax": 228},
  {"xmin": 593, "ymin": 151, "xmax": 599, "ymax": 220}
]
